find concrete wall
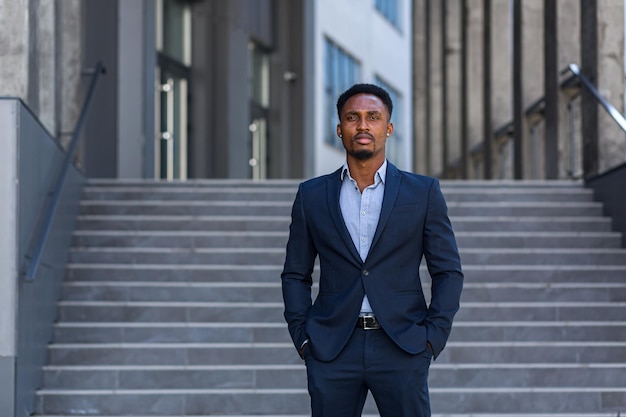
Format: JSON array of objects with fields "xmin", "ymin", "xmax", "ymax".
[
  {"xmin": 0, "ymin": 0, "xmax": 83, "ymax": 146},
  {"xmin": 0, "ymin": 100, "xmax": 20, "ymax": 417},
  {"xmin": 557, "ymin": 0, "xmax": 581, "ymax": 178},
  {"xmin": 597, "ymin": 0, "xmax": 626, "ymax": 173},
  {"xmin": 414, "ymin": 0, "xmax": 625, "ymax": 179},
  {"xmin": 466, "ymin": 0, "xmax": 484, "ymax": 170},
  {"xmin": 0, "ymin": 98, "xmax": 84, "ymax": 417}
]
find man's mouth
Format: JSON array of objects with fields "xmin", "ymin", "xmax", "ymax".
[{"xmin": 354, "ymin": 135, "xmax": 373, "ymax": 145}]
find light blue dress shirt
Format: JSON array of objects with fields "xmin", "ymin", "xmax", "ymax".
[{"xmin": 340, "ymin": 159, "xmax": 387, "ymax": 315}]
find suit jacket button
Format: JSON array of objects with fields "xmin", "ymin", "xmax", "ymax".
[{"xmin": 362, "ymin": 270, "xmax": 369, "ymax": 276}]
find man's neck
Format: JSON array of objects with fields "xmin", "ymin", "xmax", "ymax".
[{"xmin": 346, "ymin": 157, "xmax": 385, "ymax": 193}]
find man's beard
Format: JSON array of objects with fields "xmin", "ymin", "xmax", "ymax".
[{"xmin": 349, "ymin": 149, "xmax": 374, "ymax": 160}]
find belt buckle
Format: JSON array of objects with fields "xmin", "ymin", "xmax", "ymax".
[{"xmin": 361, "ymin": 315, "xmax": 379, "ymax": 330}]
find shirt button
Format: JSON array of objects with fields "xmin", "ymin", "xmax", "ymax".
[
  {"xmin": 361, "ymin": 211, "xmax": 366, "ymax": 215},
  {"xmin": 361, "ymin": 237, "xmax": 367, "ymax": 242}
]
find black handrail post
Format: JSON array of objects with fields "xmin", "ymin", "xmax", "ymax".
[{"xmin": 24, "ymin": 61, "xmax": 106, "ymax": 281}]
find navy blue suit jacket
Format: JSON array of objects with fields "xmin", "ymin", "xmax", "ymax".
[{"xmin": 282, "ymin": 162, "xmax": 463, "ymax": 362}]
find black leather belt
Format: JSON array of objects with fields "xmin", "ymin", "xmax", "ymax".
[{"xmin": 356, "ymin": 315, "xmax": 382, "ymax": 330}]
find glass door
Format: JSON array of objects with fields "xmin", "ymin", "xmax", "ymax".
[
  {"xmin": 248, "ymin": 118, "xmax": 267, "ymax": 180},
  {"xmin": 155, "ymin": 0, "xmax": 191, "ymax": 180},
  {"xmin": 157, "ymin": 72, "xmax": 188, "ymax": 180},
  {"xmin": 248, "ymin": 42, "xmax": 270, "ymax": 180}
]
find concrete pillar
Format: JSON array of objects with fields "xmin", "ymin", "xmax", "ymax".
[
  {"xmin": 0, "ymin": 0, "xmax": 31, "ymax": 104},
  {"xmin": 37, "ymin": 0, "xmax": 57, "ymax": 133},
  {"xmin": 521, "ymin": 0, "xmax": 544, "ymax": 178},
  {"xmin": 429, "ymin": 1, "xmax": 444, "ymax": 176},
  {"xmin": 596, "ymin": 0, "xmax": 625, "ymax": 172},
  {"xmin": 557, "ymin": 0, "xmax": 581, "ymax": 178},
  {"xmin": 445, "ymin": 0, "xmax": 462, "ymax": 176},
  {"xmin": 466, "ymin": 0, "xmax": 484, "ymax": 178},
  {"xmin": 413, "ymin": 0, "xmax": 428, "ymax": 175},
  {"xmin": 544, "ymin": 0, "xmax": 559, "ymax": 179},
  {"xmin": 490, "ymin": 0, "xmax": 512, "ymax": 178},
  {"xmin": 57, "ymin": 0, "xmax": 83, "ymax": 150}
]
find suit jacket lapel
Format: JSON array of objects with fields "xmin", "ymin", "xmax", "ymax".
[
  {"xmin": 370, "ymin": 162, "xmax": 401, "ymax": 253},
  {"xmin": 327, "ymin": 168, "xmax": 363, "ymax": 264}
]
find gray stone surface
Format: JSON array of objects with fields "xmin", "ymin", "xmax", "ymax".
[{"xmin": 37, "ymin": 180, "xmax": 626, "ymax": 416}]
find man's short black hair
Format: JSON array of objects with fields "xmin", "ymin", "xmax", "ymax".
[{"xmin": 336, "ymin": 83, "xmax": 393, "ymax": 121}]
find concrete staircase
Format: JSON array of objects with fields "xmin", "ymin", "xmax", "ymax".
[{"xmin": 36, "ymin": 179, "xmax": 626, "ymax": 417}]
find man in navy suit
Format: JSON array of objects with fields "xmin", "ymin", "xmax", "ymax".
[{"xmin": 282, "ymin": 83, "xmax": 463, "ymax": 417}]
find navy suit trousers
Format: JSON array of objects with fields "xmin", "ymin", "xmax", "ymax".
[{"xmin": 304, "ymin": 327, "xmax": 433, "ymax": 417}]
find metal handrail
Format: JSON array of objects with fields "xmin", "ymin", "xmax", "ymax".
[
  {"xmin": 25, "ymin": 61, "xmax": 106, "ymax": 281},
  {"xmin": 561, "ymin": 63, "xmax": 626, "ymax": 133}
]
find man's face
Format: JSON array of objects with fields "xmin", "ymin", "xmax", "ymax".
[{"xmin": 337, "ymin": 93, "xmax": 393, "ymax": 161}]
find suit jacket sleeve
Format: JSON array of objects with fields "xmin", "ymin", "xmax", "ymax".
[
  {"xmin": 281, "ymin": 185, "xmax": 317, "ymax": 352},
  {"xmin": 423, "ymin": 179, "xmax": 464, "ymax": 358}
]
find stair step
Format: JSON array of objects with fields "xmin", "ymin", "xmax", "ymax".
[
  {"xmin": 41, "ymin": 363, "xmax": 626, "ymax": 389},
  {"xmin": 78, "ymin": 200, "xmax": 604, "ymax": 217},
  {"xmin": 51, "ymin": 321, "xmax": 626, "ymax": 343},
  {"xmin": 65, "ymin": 263, "xmax": 626, "ymax": 283},
  {"xmin": 71, "ymin": 230, "xmax": 622, "ymax": 249},
  {"xmin": 75, "ymin": 215, "xmax": 612, "ymax": 232},
  {"xmin": 59, "ymin": 280, "xmax": 626, "ymax": 302},
  {"xmin": 56, "ymin": 301, "xmax": 626, "ymax": 322},
  {"xmin": 46, "ymin": 342, "xmax": 626, "ymax": 365},
  {"xmin": 67, "ymin": 246, "xmax": 626, "ymax": 265},
  {"xmin": 40, "ymin": 180, "xmax": 626, "ymax": 416},
  {"xmin": 35, "ymin": 387, "xmax": 626, "ymax": 414}
]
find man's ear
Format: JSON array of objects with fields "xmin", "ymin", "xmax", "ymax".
[{"xmin": 337, "ymin": 125, "xmax": 342, "ymax": 138}]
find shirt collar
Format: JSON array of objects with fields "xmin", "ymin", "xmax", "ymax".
[{"xmin": 341, "ymin": 159, "xmax": 388, "ymax": 184}]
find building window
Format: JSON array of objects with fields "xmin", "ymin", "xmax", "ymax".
[
  {"xmin": 375, "ymin": 0, "xmax": 400, "ymax": 28},
  {"xmin": 325, "ymin": 38, "xmax": 361, "ymax": 149},
  {"xmin": 374, "ymin": 76, "xmax": 403, "ymax": 167}
]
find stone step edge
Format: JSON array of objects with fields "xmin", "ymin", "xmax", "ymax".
[
  {"xmin": 59, "ymin": 281, "xmax": 626, "ymax": 288},
  {"xmin": 46, "ymin": 341, "xmax": 626, "ymax": 349},
  {"xmin": 28, "ymin": 414, "xmax": 623, "ymax": 417},
  {"xmin": 76, "ymin": 214, "xmax": 609, "ymax": 222},
  {"xmin": 79, "ymin": 200, "xmax": 602, "ymax": 208},
  {"xmin": 64, "ymin": 263, "xmax": 626, "ymax": 271},
  {"xmin": 72, "ymin": 230, "xmax": 620, "ymax": 236},
  {"xmin": 52, "ymin": 321, "xmax": 626, "ymax": 328},
  {"xmin": 74, "ymin": 230, "xmax": 290, "ymax": 236},
  {"xmin": 83, "ymin": 187, "xmax": 298, "ymax": 193},
  {"xmin": 34, "ymin": 387, "xmax": 626, "ymax": 395},
  {"xmin": 84, "ymin": 179, "xmax": 592, "ymax": 189},
  {"xmin": 55, "ymin": 301, "xmax": 626, "ymax": 308},
  {"xmin": 68, "ymin": 247, "xmax": 626, "ymax": 255},
  {"xmin": 42, "ymin": 363, "xmax": 626, "ymax": 371}
]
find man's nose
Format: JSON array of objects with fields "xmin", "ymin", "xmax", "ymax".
[{"xmin": 356, "ymin": 118, "xmax": 368, "ymax": 131}]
